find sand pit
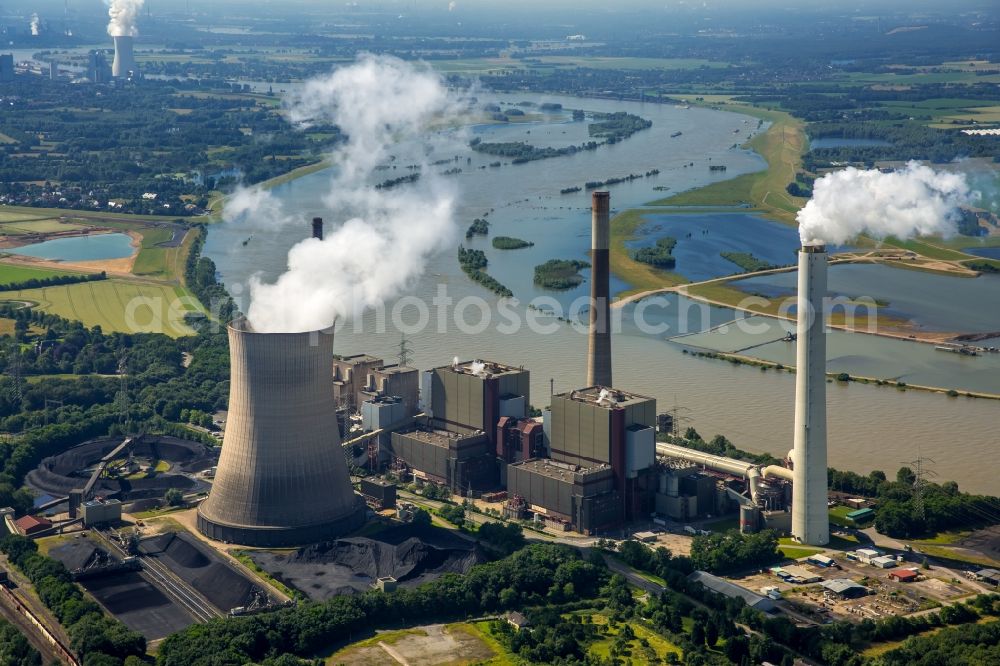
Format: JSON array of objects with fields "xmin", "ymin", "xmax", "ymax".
[
  {"xmin": 250, "ymin": 524, "xmax": 485, "ymax": 600},
  {"xmin": 140, "ymin": 531, "xmax": 269, "ymax": 613}
]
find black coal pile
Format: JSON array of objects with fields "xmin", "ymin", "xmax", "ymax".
[{"xmin": 249, "ymin": 524, "xmax": 484, "ymax": 600}]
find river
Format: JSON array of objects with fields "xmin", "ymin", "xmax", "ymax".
[{"xmin": 205, "ymin": 92, "xmax": 999, "ymax": 495}]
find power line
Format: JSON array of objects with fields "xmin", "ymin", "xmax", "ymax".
[
  {"xmin": 397, "ymin": 335, "xmax": 413, "ymax": 367},
  {"xmin": 902, "ymin": 455, "xmax": 937, "ymax": 521}
]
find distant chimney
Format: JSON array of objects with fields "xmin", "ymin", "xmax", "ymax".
[
  {"xmin": 312, "ymin": 217, "xmax": 323, "ymax": 240},
  {"xmin": 587, "ymin": 191, "xmax": 612, "ymax": 387}
]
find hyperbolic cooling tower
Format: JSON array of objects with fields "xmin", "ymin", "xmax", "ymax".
[
  {"xmin": 197, "ymin": 318, "xmax": 364, "ymax": 546},
  {"xmin": 111, "ymin": 36, "xmax": 136, "ymax": 78},
  {"xmin": 587, "ymin": 191, "xmax": 612, "ymax": 387},
  {"xmin": 791, "ymin": 244, "xmax": 830, "ymax": 546}
]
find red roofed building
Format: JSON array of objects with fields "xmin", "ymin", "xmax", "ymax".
[
  {"xmin": 888, "ymin": 568, "xmax": 919, "ymax": 582},
  {"xmin": 13, "ymin": 515, "xmax": 52, "ymax": 536}
]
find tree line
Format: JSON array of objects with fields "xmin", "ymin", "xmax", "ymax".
[{"xmin": 0, "ymin": 271, "xmax": 106, "ymax": 293}]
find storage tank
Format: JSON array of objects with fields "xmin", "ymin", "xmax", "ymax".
[
  {"xmin": 666, "ymin": 473, "xmax": 679, "ymax": 497},
  {"xmin": 197, "ymin": 318, "xmax": 365, "ymax": 546},
  {"xmin": 740, "ymin": 504, "xmax": 760, "ymax": 534}
]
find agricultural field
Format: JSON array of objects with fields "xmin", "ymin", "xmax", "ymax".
[
  {"xmin": 0, "ymin": 279, "xmax": 204, "ymax": 337},
  {"xmin": 0, "ymin": 262, "xmax": 77, "ymax": 283}
]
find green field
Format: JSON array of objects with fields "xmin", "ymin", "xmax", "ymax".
[
  {"xmin": 131, "ymin": 226, "xmax": 181, "ymax": 279},
  {"xmin": 0, "ymin": 262, "xmax": 77, "ymax": 284},
  {"xmin": 586, "ymin": 613, "xmax": 684, "ymax": 663},
  {"xmin": 0, "ymin": 279, "xmax": 204, "ymax": 337}
]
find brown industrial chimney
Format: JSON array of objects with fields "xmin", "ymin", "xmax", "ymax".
[
  {"xmin": 587, "ymin": 191, "xmax": 612, "ymax": 387},
  {"xmin": 312, "ymin": 217, "xmax": 324, "ymax": 240}
]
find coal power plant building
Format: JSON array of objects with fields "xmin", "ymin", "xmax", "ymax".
[
  {"xmin": 385, "ymin": 360, "xmax": 529, "ymax": 491},
  {"xmin": 507, "ymin": 459, "xmax": 621, "ymax": 534},
  {"xmin": 508, "ymin": 387, "xmax": 657, "ymax": 533},
  {"xmin": 197, "ymin": 319, "xmax": 365, "ymax": 546}
]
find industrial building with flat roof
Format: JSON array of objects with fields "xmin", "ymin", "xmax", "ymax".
[
  {"xmin": 506, "ymin": 458, "xmax": 620, "ymax": 534},
  {"xmin": 688, "ymin": 571, "xmax": 775, "ymax": 612},
  {"xmin": 503, "ymin": 385, "xmax": 657, "ymax": 532},
  {"xmin": 333, "ymin": 354, "xmax": 420, "ymax": 418},
  {"xmin": 821, "ymin": 578, "xmax": 869, "ymax": 599},
  {"xmin": 388, "ymin": 427, "xmax": 497, "ymax": 491}
]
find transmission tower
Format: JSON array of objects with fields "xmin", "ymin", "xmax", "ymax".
[
  {"xmin": 903, "ymin": 455, "xmax": 937, "ymax": 521},
  {"xmin": 116, "ymin": 349, "xmax": 132, "ymax": 434},
  {"xmin": 397, "ymin": 335, "xmax": 413, "ymax": 367},
  {"xmin": 669, "ymin": 397, "xmax": 692, "ymax": 439},
  {"xmin": 6, "ymin": 342, "xmax": 23, "ymax": 411}
]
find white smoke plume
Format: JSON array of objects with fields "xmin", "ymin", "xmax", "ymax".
[
  {"xmin": 30, "ymin": 13, "xmax": 40, "ymax": 36},
  {"xmin": 797, "ymin": 162, "xmax": 978, "ymax": 246},
  {"xmin": 107, "ymin": 0, "xmax": 144, "ymax": 37},
  {"xmin": 222, "ymin": 186, "xmax": 298, "ymax": 230},
  {"xmin": 231, "ymin": 54, "xmax": 464, "ymax": 333}
]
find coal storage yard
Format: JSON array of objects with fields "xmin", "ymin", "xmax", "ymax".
[
  {"xmin": 49, "ymin": 539, "xmax": 195, "ymax": 640},
  {"xmin": 139, "ymin": 531, "xmax": 270, "ymax": 613},
  {"xmin": 25, "ymin": 436, "xmax": 216, "ymax": 506},
  {"xmin": 249, "ymin": 523, "xmax": 485, "ymax": 600}
]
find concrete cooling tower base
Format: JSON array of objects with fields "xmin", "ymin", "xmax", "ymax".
[
  {"xmin": 197, "ymin": 509, "xmax": 365, "ymax": 548},
  {"xmin": 197, "ymin": 318, "xmax": 366, "ymax": 547}
]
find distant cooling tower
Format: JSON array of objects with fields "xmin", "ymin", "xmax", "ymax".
[
  {"xmin": 791, "ymin": 244, "xmax": 830, "ymax": 546},
  {"xmin": 587, "ymin": 191, "xmax": 612, "ymax": 387},
  {"xmin": 111, "ymin": 36, "xmax": 136, "ymax": 78},
  {"xmin": 197, "ymin": 319, "xmax": 364, "ymax": 546}
]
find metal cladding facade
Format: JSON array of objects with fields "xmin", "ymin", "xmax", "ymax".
[
  {"xmin": 791, "ymin": 245, "xmax": 830, "ymax": 546},
  {"xmin": 111, "ymin": 36, "xmax": 136, "ymax": 78},
  {"xmin": 197, "ymin": 319, "xmax": 364, "ymax": 546},
  {"xmin": 587, "ymin": 191, "xmax": 612, "ymax": 388}
]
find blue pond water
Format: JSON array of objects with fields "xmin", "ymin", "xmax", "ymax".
[
  {"xmin": 11, "ymin": 233, "xmax": 135, "ymax": 261},
  {"xmin": 809, "ymin": 137, "xmax": 892, "ymax": 149},
  {"xmin": 964, "ymin": 247, "xmax": 1000, "ymax": 260},
  {"xmin": 738, "ymin": 263, "xmax": 1000, "ymax": 333},
  {"xmin": 625, "ymin": 212, "xmax": 801, "ymax": 282}
]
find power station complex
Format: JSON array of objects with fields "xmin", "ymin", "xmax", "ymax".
[{"xmin": 196, "ymin": 194, "xmax": 833, "ymax": 545}]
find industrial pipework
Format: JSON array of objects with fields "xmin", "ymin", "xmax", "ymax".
[
  {"xmin": 655, "ymin": 442, "xmax": 792, "ymax": 505},
  {"xmin": 791, "ymin": 244, "xmax": 830, "ymax": 546},
  {"xmin": 587, "ymin": 191, "xmax": 612, "ymax": 387}
]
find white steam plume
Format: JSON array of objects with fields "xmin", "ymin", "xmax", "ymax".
[
  {"xmin": 797, "ymin": 162, "xmax": 978, "ymax": 246},
  {"xmin": 107, "ymin": 0, "xmax": 144, "ymax": 37},
  {"xmin": 230, "ymin": 54, "xmax": 464, "ymax": 333},
  {"xmin": 30, "ymin": 13, "xmax": 40, "ymax": 36}
]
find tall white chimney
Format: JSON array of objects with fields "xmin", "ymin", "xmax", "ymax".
[
  {"xmin": 112, "ymin": 36, "xmax": 136, "ymax": 78},
  {"xmin": 791, "ymin": 243, "xmax": 830, "ymax": 546}
]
